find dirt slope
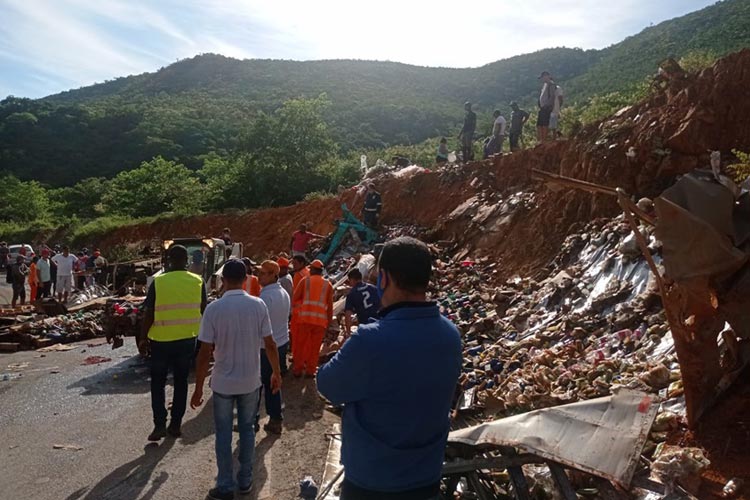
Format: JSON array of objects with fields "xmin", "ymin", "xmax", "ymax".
[{"xmin": 100, "ymin": 49, "xmax": 750, "ymax": 281}]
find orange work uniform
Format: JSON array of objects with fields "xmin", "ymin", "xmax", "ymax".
[
  {"xmin": 291, "ymin": 274, "xmax": 333, "ymax": 376},
  {"xmin": 243, "ymin": 274, "xmax": 261, "ymax": 297},
  {"xmin": 28, "ymin": 262, "xmax": 38, "ymax": 301},
  {"xmin": 289, "ymin": 266, "xmax": 310, "ymax": 349}
]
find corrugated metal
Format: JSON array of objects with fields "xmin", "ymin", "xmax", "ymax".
[{"xmin": 447, "ymin": 389, "xmax": 658, "ymax": 487}]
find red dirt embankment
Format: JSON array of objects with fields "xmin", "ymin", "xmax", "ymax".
[{"xmin": 101, "ymin": 49, "xmax": 750, "ymax": 281}]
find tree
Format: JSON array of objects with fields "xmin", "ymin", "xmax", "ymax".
[
  {"xmin": 101, "ymin": 156, "xmax": 205, "ymax": 217},
  {"xmin": 0, "ymin": 175, "xmax": 51, "ymax": 223}
]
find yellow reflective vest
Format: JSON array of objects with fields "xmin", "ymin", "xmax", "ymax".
[{"xmin": 148, "ymin": 270, "xmax": 203, "ymax": 342}]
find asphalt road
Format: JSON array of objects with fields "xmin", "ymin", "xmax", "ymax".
[{"xmin": 0, "ymin": 340, "xmax": 336, "ymax": 500}]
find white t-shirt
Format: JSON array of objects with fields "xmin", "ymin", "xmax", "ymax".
[
  {"xmin": 52, "ymin": 254, "xmax": 78, "ymax": 276},
  {"xmin": 259, "ymin": 282, "xmax": 291, "ymax": 347},
  {"xmin": 198, "ymin": 290, "xmax": 272, "ymax": 395},
  {"xmin": 493, "ymin": 115, "xmax": 507, "ymax": 137}
]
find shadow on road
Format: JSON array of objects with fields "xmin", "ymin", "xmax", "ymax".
[
  {"xmin": 279, "ymin": 376, "xmax": 325, "ymax": 432},
  {"xmin": 64, "ymin": 397, "xmax": 214, "ymax": 500},
  {"xmin": 67, "ymin": 355, "xmax": 151, "ymax": 395},
  {"xmin": 246, "ymin": 433, "xmax": 279, "ymax": 497}
]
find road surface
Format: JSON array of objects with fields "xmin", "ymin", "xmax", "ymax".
[{"xmin": 0, "ymin": 340, "xmax": 336, "ymax": 500}]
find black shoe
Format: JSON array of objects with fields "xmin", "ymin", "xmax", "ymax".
[
  {"xmin": 238, "ymin": 483, "xmax": 253, "ymax": 495},
  {"xmin": 207, "ymin": 488, "xmax": 234, "ymax": 500},
  {"xmin": 148, "ymin": 425, "xmax": 167, "ymax": 441},
  {"xmin": 167, "ymin": 422, "xmax": 182, "ymax": 438}
]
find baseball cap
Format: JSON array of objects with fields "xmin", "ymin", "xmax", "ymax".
[
  {"xmin": 222, "ymin": 259, "xmax": 247, "ymax": 282},
  {"xmin": 310, "ymin": 259, "xmax": 325, "ymax": 270},
  {"xmin": 277, "ymin": 257, "xmax": 290, "ymax": 268},
  {"xmin": 260, "ymin": 260, "xmax": 280, "ymax": 275},
  {"xmin": 241, "ymin": 257, "xmax": 257, "ymax": 268},
  {"xmin": 538, "ymin": 71, "xmax": 551, "ymax": 79},
  {"xmin": 167, "ymin": 244, "xmax": 188, "ymax": 261}
]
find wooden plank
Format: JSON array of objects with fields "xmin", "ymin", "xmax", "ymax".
[
  {"xmin": 0, "ymin": 342, "xmax": 20, "ymax": 352},
  {"xmin": 507, "ymin": 465, "xmax": 531, "ymax": 500}
]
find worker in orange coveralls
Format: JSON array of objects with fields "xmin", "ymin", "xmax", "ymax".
[
  {"xmin": 291, "ymin": 259, "xmax": 333, "ymax": 377},
  {"xmin": 288, "ymin": 255, "xmax": 310, "ymax": 354}
]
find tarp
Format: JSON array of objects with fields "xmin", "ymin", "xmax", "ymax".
[{"xmin": 447, "ymin": 389, "xmax": 658, "ymax": 487}]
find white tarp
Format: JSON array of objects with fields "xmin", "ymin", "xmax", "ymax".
[{"xmin": 448, "ymin": 389, "xmax": 658, "ymax": 487}]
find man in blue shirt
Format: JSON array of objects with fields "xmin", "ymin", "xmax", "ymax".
[
  {"xmin": 343, "ymin": 268, "xmax": 380, "ymax": 334},
  {"xmin": 317, "ymin": 237, "xmax": 462, "ymax": 499}
]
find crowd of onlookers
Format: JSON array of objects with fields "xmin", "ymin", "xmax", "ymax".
[{"xmin": 1, "ymin": 241, "xmax": 108, "ymax": 307}]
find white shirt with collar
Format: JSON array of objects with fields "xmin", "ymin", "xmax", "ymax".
[{"xmin": 260, "ymin": 281, "xmax": 290, "ymax": 347}]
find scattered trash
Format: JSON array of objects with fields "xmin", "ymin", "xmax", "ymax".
[
  {"xmin": 37, "ymin": 344, "xmax": 77, "ymax": 352},
  {"xmin": 81, "ymin": 356, "xmax": 112, "ymax": 365},
  {"xmin": 722, "ymin": 477, "xmax": 744, "ymax": 499},
  {"xmin": 52, "ymin": 444, "xmax": 83, "ymax": 451},
  {"xmin": 298, "ymin": 475, "xmax": 318, "ymax": 499},
  {"xmin": 651, "ymin": 445, "xmax": 710, "ymax": 494}
]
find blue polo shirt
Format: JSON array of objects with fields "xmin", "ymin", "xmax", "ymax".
[{"xmin": 317, "ymin": 302, "xmax": 462, "ymax": 494}]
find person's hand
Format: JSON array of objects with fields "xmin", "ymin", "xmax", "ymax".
[
  {"xmin": 270, "ymin": 371, "xmax": 282, "ymax": 394},
  {"xmin": 137, "ymin": 338, "xmax": 150, "ymax": 357},
  {"xmin": 190, "ymin": 387, "xmax": 204, "ymax": 409}
]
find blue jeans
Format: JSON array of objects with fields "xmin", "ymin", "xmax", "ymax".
[
  {"xmin": 213, "ymin": 388, "xmax": 261, "ymax": 492},
  {"xmin": 257, "ymin": 343, "xmax": 288, "ymax": 423}
]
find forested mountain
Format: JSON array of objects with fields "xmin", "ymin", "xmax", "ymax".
[{"xmin": 2, "ymin": 0, "xmax": 750, "ymax": 186}]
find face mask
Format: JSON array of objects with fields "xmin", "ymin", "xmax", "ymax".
[{"xmin": 376, "ymin": 270, "xmax": 386, "ymax": 299}]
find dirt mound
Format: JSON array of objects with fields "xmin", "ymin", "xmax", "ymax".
[{"xmin": 100, "ymin": 49, "xmax": 750, "ymax": 282}]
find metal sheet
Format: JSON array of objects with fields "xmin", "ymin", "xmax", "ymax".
[
  {"xmin": 320, "ymin": 424, "xmax": 343, "ymax": 500},
  {"xmin": 447, "ymin": 389, "xmax": 658, "ymax": 487}
]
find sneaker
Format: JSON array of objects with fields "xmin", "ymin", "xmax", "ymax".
[
  {"xmin": 167, "ymin": 422, "xmax": 182, "ymax": 438},
  {"xmin": 207, "ymin": 487, "xmax": 234, "ymax": 500},
  {"xmin": 238, "ymin": 484, "xmax": 253, "ymax": 495},
  {"xmin": 263, "ymin": 419, "xmax": 282, "ymax": 435},
  {"xmin": 147, "ymin": 425, "xmax": 167, "ymax": 442}
]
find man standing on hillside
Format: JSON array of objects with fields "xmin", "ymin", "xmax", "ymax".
[
  {"xmin": 256, "ymin": 260, "xmax": 290, "ymax": 434},
  {"xmin": 290, "ymin": 224, "xmax": 324, "ymax": 258},
  {"xmin": 317, "ymin": 237, "xmax": 463, "ymax": 499},
  {"xmin": 537, "ymin": 71, "xmax": 560, "ymax": 142},
  {"xmin": 509, "ymin": 102, "xmax": 530, "ymax": 152},
  {"xmin": 140, "ymin": 245, "xmax": 207, "ymax": 441},
  {"xmin": 191, "ymin": 259, "xmax": 282, "ymax": 500},
  {"xmin": 362, "ymin": 182, "xmax": 382, "ymax": 228},
  {"xmin": 488, "ymin": 109, "xmax": 507, "ymax": 156},
  {"xmin": 458, "ymin": 101, "xmax": 477, "ymax": 162},
  {"xmin": 291, "ymin": 259, "xmax": 333, "ymax": 377},
  {"xmin": 52, "ymin": 246, "xmax": 77, "ymax": 303}
]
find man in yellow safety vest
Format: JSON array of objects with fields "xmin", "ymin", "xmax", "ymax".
[{"xmin": 139, "ymin": 244, "xmax": 207, "ymax": 441}]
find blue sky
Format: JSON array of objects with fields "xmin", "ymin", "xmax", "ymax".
[{"xmin": 0, "ymin": 0, "xmax": 718, "ymax": 98}]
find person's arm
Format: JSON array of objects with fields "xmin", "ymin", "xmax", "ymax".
[
  {"xmin": 263, "ymin": 336, "xmax": 282, "ymax": 394},
  {"xmin": 191, "ymin": 341, "xmax": 214, "ymax": 409},
  {"xmin": 326, "ymin": 283, "xmax": 334, "ymax": 326},
  {"xmin": 200, "ymin": 283, "xmax": 208, "ymax": 313},
  {"xmin": 139, "ymin": 283, "xmax": 156, "ymax": 355},
  {"xmin": 522, "ymin": 111, "xmax": 529, "ymax": 125},
  {"xmin": 317, "ymin": 333, "xmax": 370, "ymax": 405},
  {"xmin": 344, "ymin": 311, "xmax": 353, "ymax": 335}
]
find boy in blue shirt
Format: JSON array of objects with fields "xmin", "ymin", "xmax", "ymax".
[
  {"xmin": 317, "ymin": 237, "xmax": 462, "ymax": 499},
  {"xmin": 343, "ymin": 268, "xmax": 380, "ymax": 334}
]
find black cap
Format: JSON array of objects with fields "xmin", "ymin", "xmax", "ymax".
[
  {"xmin": 222, "ymin": 258, "xmax": 247, "ymax": 282},
  {"xmin": 538, "ymin": 71, "xmax": 551, "ymax": 79},
  {"xmin": 167, "ymin": 244, "xmax": 188, "ymax": 261}
]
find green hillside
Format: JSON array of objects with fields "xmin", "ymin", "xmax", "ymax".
[{"xmin": 1, "ymin": 0, "xmax": 750, "ymax": 187}]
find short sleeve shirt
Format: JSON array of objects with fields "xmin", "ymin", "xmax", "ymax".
[
  {"xmin": 259, "ymin": 282, "xmax": 291, "ymax": 347},
  {"xmin": 37, "ymin": 259, "xmax": 51, "ymax": 282},
  {"xmin": 345, "ymin": 282, "xmax": 381, "ymax": 325},
  {"xmin": 292, "ymin": 231, "xmax": 313, "ymax": 252},
  {"xmin": 198, "ymin": 290, "xmax": 272, "ymax": 395},
  {"xmin": 52, "ymin": 254, "xmax": 78, "ymax": 276}
]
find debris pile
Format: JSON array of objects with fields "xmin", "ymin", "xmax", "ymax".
[{"xmin": 0, "ymin": 310, "xmax": 105, "ymax": 351}]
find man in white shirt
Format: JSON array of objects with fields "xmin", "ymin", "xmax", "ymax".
[
  {"xmin": 256, "ymin": 259, "xmax": 291, "ymax": 434},
  {"xmin": 52, "ymin": 245, "xmax": 78, "ymax": 303},
  {"xmin": 489, "ymin": 109, "xmax": 507, "ymax": 156},
  {"xmin": 191, "ymin": 259, "xmax": 282, "ymax": 500}
]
